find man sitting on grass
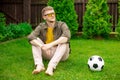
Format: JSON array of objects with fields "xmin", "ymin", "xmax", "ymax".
[{"xmin": 28, "ymin": 6, "xmax": 71, "ymax": 76}]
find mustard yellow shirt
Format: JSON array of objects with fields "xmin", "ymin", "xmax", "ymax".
[{"xmin": 46, "ymin": 27, "xmax": 54, "ymax": 44}]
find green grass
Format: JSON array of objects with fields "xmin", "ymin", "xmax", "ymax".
[{"xmin": 0, "ymin": 38, "xmax": 120, "ymax": 80}]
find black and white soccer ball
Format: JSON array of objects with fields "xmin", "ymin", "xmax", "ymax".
[{"xmin": 88, "ymin": 55, "xmax": 104, "ymax": 71}]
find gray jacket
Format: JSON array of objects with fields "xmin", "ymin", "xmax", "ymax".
[{"xmin": 28, "ymin": 21, "xmax": 71, "ymax": 43}]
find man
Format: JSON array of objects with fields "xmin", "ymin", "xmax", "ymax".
[{"xmin": 28, "ymin": 6, "xmax": 71, "ymax": 76}]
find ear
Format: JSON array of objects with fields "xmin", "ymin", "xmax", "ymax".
[{"xmin": 43, "ymin": 16, "xmax": 46, "ymax": 20}]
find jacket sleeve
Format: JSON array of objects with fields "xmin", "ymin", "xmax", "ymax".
[
  {"xmin": 61, "ymin": 22, "xmax": 71, "ymax": 41},
  {"xmin": 27, "ymin": 25, "xmax": 41, "ymax": 41}
]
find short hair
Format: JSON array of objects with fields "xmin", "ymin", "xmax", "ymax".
[{"xmin": 41, "ymin": 6, "xmax": 54, "ymax": 16}]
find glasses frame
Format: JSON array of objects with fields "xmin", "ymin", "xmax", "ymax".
[{"xmin": 44, "ymin": 12, "xmax": 55, "ymax": 17}]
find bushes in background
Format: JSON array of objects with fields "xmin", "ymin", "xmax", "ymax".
[
  {"xmin": 0, "ymin": 12, "xmax": 32, "ymax": 42},
  {"xmin": 116, "ymin": 0, "xmax": 120, "ymax": 40},
  {"xmin": 116, "ymin": 19, "xmax": 120, "ymax": 40},
  {"xmin": 82, "ymin": 0, "xmax": 111, "ymax": 39},
  {"xmin": 48, "ymin": 0, "xmax": 78, "ymax": 36},
  {"xmin": 3, "ymin": 23, "xmax": 32, "ymax": 40}
]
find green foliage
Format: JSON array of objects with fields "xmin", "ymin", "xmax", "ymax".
[
  {"xmin": 0, "ymin": 22, "xmax": 32, "ymax": 42},
  {"xmin": 5, "ymin": 24, "xmax": 21, "ymax": 39},
  {"xmin": 118, "ymin": 0, "xmax": 120, "ymax": 14},
  {"xmin": 116, "ymin": 0, "xmax": 120, "ymax": 40},
  {"xmin": 18, "ymin": 23, "xmax": 33, "ymax": 36},
  {"xmin": 0, "ymin": 12, "xmax": 6, "ymax": 40},
  {"xmin": 48, "ymin": 0, "xmax": 78, "ymax": 36},
  {"xmin": 0, "ymin": 12, "xmax": 32, "ymax": 42},
  {"xmin": 83, "ymin": 0, "xmax": 111, "ymax": 39},
  {"xmin": 0, "ymin": 12, "xmax": 6, "ymax": 32},
  {"xmin": 116, "ymin": 24, "xmax": 120, "ymax": 40},
  {"xmin": 0, "ymin": 12, "xmax": 33, "ymax": 42}
]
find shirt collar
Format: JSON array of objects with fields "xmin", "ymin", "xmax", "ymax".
[{"xmin": 43, "ymin": 21, "xmax": 58, "ymax": 29}]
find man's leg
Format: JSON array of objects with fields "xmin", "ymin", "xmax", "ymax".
[
  {"xmin": 31, "ymin": 38, "xmax": 45, "ymax": 74},
  {"xmin": 45, "ymin": 43, "xmax": 70, "ymax": 76}
]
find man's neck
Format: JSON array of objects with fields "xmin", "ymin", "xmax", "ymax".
[{"xmin": 47, "ymin": 21, "xmax": 55, "ymax": 27}]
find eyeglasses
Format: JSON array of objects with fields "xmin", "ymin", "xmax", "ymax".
[{"xmin": 45, "ymin": 13, "xmax": 55, "ymax": 17}]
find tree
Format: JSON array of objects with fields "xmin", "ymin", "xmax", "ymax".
[
  {"xmin": 117, "ymin": 0, "xmax": 120, "ymax": 29},
  {"xmin": 118, "ymin": 0, "xmax": 120, "ymax": 20},
  {"xmin": 47, "ymin": 0, "xmax": 78, "ymax": 36},
  {"xmin": 116, "ymin": 0, "xmax": 120, "ymax": 40},
  {"xmin": 83, "ymin": 0, "xmax": 111, "ymax": 39}
]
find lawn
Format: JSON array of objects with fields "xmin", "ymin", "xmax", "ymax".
[{"xmin": 0, "ymin": 37, "xmax": 120, "ymax": 80}]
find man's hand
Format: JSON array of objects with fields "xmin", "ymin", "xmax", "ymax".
[
  {"xmin": 30, "ymin": 39, "xmax": 43, "ymax": 47},
  {"xmin": 42, "ymin": 43, "xmax": 52, "ymax": 51},
  {"xmin": 41, "ymin": 44, "xmax": 53, "ymax": 56}
]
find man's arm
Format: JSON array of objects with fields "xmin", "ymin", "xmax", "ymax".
[
  {"xmin": 42, "ymin": 37, "xmax": 68, "ymax": 50},
  {"xmin": 30, "ymin": 39, "xmax": 43, "ymax": 47},
  {"xmin": 50, "ymin": 36, "xmax": 68, "ymax": 46}
]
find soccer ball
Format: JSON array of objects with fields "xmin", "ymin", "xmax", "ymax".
[{"xmin": 87, "ymin": 55, "xmax": 104, "ymax": 71}]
